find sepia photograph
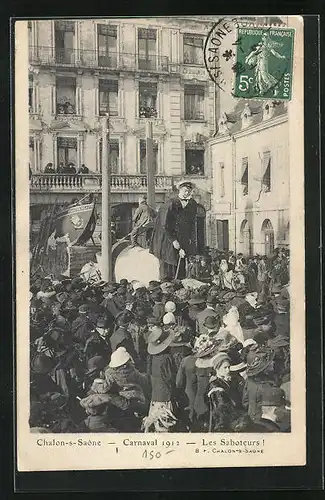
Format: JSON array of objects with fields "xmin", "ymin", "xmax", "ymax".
[{"xmin": 16, "ymin": 15, "xmax": 306, "ymax": 471}]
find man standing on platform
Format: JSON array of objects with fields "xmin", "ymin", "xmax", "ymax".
[
  {"xmin": 150, "ymin": 181, "xmax": 197, "ymax": 280},
  {"xmin": 130, "ymin": 195, "xmax": 156, "ymax": 248}
]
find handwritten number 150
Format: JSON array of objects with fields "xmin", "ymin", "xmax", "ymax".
[{"xmin": 142, "ymin": 450, "xmax": 162, "ymax": 460}]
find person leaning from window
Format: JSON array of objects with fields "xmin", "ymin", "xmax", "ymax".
[
  {"xmin": 63, "ymin": 162, "xmax": 77, "ymax": 175},
  {"xmin": 57, "ymin": 162, "xmax": 64, "ymax": 174},
  {"xmin": 77, "ymin": 164, "xmax": 89, "ymax": 174},
  {"xmin": 65, "ymin": 101, "xmax": 75, "ymax": 114},
  {"xmin": 44, "ymin": 162, "xmax": 56, "ymax": 174}
]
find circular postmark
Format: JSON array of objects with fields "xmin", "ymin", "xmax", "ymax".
[{"xmin": 204, "ymin": 19, "xmax": 294, "ymax": 101}]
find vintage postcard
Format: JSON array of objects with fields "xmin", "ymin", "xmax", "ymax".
[{"xmin": 15, "ymin": 15, "xmax": 305, "ymax": 471}]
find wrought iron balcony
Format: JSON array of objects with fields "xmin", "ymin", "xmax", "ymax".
[
  {"xmin": 30, "ymin": 173, "xmax": 174, "ymax": 193},
  {"xmin": 29, "ymin": 46, "xmax": 170, "ymax": 73}
]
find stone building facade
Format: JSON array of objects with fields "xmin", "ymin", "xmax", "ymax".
[
  {"xmin": 28, "ymin": 17, "xmax": 220, "ymax": 245},
  {"xmin": 208, "ymin": 99, "xmax": 290, "ymax": 256}
]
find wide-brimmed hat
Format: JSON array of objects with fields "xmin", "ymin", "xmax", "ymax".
[
  {"xmin": 115, "ymin": 310, "xmax": 134, "ymax": 327},
  {"xmin": 219, "ymin": 291, "xmax": 237, "ymax": 303},
  {"xmin": 160, "ymin": 281, "xmax": 174, "ymax": 294},
  {"xmin": 102, "ymin": 282, "xmax": 118, "ymax": 294},
  {"xmin": 56, "ymin": 292, "xmax": 69, "ymax": 304},
  {"xmin": 109, "ymin": 347, "xmax": 131, "ymax": 368},
  {"xmin": 193, "ymin": 334, "xmax": 219, "ymax": 359},
  {"xmin": 85, "ymin": 356, "xmax": 107, "ymax": 376},
  {"xmin": 267, "ymin": 334, "xmax": 289, "ymax": 349},
  {"xmin": 169, "ymin": 326, "xmax": 192, "ymax": 347},
  {"xmin": 228, "ymin": 349, "xmax": 247, "ymax": 372},
  {"xmin": 78, "ymin": 303, "xmax": 90, "ymax": 314},
  {"xmin": 188, "ymin": 293, "xmax": 205, "ymax": 305},
  {"xmin": 202, "ymin": 315, "xmax": 221, "ymax": 330},
  {"xmin": 174, "ymin": 288, "xmax": 191, "ymax": 303},
  {"xmin": 147, "ymin": 326, "xmax": 175, "ymax": 355},
  {"xmin": 246, "ymin": 347, "xmax": 275, "ymax": 377}
]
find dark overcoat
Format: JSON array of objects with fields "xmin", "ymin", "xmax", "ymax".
[{"xmin": 150, "ymin": 196, "xmax": 197, "ymax": 266}]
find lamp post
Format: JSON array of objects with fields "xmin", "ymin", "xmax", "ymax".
[
  {"xmin": 101, "ymin": 113, "xmax": 112, "ymax": 281},
  {"xmin": 146, "ymin": 120, "xmax": 156, "ymax": 209}
]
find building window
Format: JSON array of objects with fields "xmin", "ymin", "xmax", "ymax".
[
  {"xmin": 97, "ymin": 24, "xmax": 117, "ymax": 68},
  {"xmin": 140, "ymin": 139, "xmax": 158, "ymax": 174},
  {"xmin": 29, "ymin": 137, "xmax": 34, "ymax": 172},
  {"xmin": 28, "ymin": 21, "xmax": 33, "ymax": 48},
  {"xmin": 29, "ymin": 75, "xmax": 33, "ymax": 113},
  {"xmin": 241, "ymin": 156, "xmax": 248, "ymax": 195},
  {"xmin": 184, "ymin": 85, "xmax": 205, "ymax": 120},
  {"xmin": 99, "ymin": 80, "xmax": 118, "ymax": 116},
  {"xmin": 183, "ymin": 34, "xmax": 204, "ymax": 65},
  {"xmin": 54, "ymin": 20, "xmax": 75, "ymax": 64},
  {"xmin": 139, "ymin": 82, "xmax": 157, "ymax": 118},
  {"xmin": 262, "ymin": 150, "xmax": 271, "ymax": 192},
  {"xmin": 138, "ymin": 28, "xmax": 157, "ymax": 70},
  {"xmin": 99, "ymin": 139, "xmax": 119, "ymax": 173},
  {"xmin": 57, "ymin": 137, "xmax": 77, "ymax": 168},
  {"xmin": 185, "ymin": 146, "xmax": 205, "ymax": 176},
  {"xmin": 56, "ymin": 76, "xmax": 76, "ymax": 115},
  {"xmin": 220, "ymin": 162, "xmax": 225, "ymax": 198}
]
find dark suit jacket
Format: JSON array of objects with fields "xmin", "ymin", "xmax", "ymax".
[{"xmin": 150, "ymin": 196, "xmax": 197, "ymax": 266}]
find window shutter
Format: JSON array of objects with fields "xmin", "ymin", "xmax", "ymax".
[{"xmin": 262, "ymin": 151, "xmax": 271, "ymax": 190}]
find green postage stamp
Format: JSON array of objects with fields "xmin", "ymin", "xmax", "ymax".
[{"xmin": 233, "ymin": 27, "xmax": 295, "ymax": 100}]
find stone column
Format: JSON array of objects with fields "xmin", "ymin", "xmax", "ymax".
[
  {"xmin": 118, "ymin": 74, "xmax": 124, "ymax": 117},
  {"xmin": 96, "ymin": 136, "xmax": 101, "ymax": 172},
  {"xmin": 75, "ymin": 21, "xmax": 81, "ymax": 63},
  {"xmin": 52, "ymin": 133, "xmax": 58, "ymax": 169},
  {"xmin": 34, "ymin": 134, "xmax": 41, "ymax": 172},
  {"xmin": 77, "ymin": 134, "xmax": 84, "ymax": 168}
]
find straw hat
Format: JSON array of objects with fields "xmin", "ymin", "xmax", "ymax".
[
  {"xmin": 108, "ymin": 347, "xmax": 131, "ymax": 368},
  {"xmin": 246, "ymin": 347, "xmax": 275, "ymax": 377},
  {"xmin": 147, "ymin": 326, "xmax": 175, "ymax": 355}
]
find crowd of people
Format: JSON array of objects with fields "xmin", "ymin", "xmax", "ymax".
[
  {"xmin": 29, "ymin": 247, "xmax": 290, "ymax": 434},
  {"xmin": 43, "ymin": 162, "xmax": 90, "ymax": 175}
]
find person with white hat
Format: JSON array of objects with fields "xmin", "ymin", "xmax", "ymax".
[
  {"xmin": 149, "ymin": 180, "xmax": 198, "ymax": 280},
  {"xmin": 143, "ymin": 326, "xmax": 178, "ymax": 432}
]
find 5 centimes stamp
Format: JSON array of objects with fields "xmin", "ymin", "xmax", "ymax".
[{"xmin": 233, "ymin": 27, "xmax": 295, "ymax": 100}]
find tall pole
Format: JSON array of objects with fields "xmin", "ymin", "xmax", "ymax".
[
  {"xmin": 101, "ymin": 113, "xmax": 112, "ymax": 282},
  {"xmin": 146, "ymin": 121, "xmax": 156, "ymax": 209}
]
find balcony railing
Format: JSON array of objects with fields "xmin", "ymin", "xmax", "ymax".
[
  {"xmin": 30, "ymin": 174, "xmax": 173, "ymax": 192},
  {"xmin": 29, "ymin": 46, "xmax": 170, "ymax": 73}
]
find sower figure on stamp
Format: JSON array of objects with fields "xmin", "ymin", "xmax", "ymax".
[
  {"xmin": 130, "ymin": 195, "xmax": 156, "ymax": 249},
  {"xmin": 150, "ymin": 181, "xmax": 197, "ymax": 280}
]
